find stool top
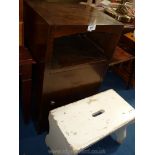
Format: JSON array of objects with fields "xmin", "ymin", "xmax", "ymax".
[{"xmin": 50, "ymin": 89, "xmax": 135, "ymax": 152}]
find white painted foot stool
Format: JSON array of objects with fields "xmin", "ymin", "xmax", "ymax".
[{"xmin": 45, "ymin": 89, "xmax": 135, "ymax": 155}]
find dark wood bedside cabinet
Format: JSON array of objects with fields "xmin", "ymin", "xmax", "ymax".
[{"xmin": 24, "ymin": 0, "xmax": 123, "ymax": 132}]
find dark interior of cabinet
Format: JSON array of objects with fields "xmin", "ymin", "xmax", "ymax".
[{"xmin": 51, "ymin": 34, "xmax": 108, "ymax": 70}]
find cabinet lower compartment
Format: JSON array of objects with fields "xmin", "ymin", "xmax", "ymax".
[{"xmin": 43, "ymin": 61, "xmax": 108, "ymax": 106}]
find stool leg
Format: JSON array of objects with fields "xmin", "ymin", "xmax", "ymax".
[{"xmin": 111, "ymin": 127, "xmax": 127, "ymax": 144}]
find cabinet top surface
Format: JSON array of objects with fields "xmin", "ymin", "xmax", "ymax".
[{"xmin": 25, "ymin": 0, "xmax": 123, "ymax": 26}]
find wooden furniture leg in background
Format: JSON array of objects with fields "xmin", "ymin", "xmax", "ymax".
[
  {"xmin": 20, "ymin": 47, "xmax": 35, "ymax": 123},
  {"xmin": 21, "ymin": 79, "xmax": 32, "ymax": 122},
  {"xmin": 126, "ymin": 60, "xmax": 135, "ymax": 89}
]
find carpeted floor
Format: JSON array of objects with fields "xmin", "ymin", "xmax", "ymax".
[{"xmin": 19, "ymin": 70, "xmax": 135, "ymax": 155}]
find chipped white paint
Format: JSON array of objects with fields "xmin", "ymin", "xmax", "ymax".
[{"xmin": 45, "ymin": 89, "xmax": 135, "ymax": 155}]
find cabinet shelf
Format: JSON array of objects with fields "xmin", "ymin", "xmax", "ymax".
[{"xmin": 51, "ymin": 34, "xmax": 107, "ymax": 71}]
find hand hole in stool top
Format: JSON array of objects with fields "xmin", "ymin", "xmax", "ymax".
[{"xmin": 92, "ymin": 110, "xmax": 105, "ymax": 117}]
